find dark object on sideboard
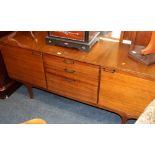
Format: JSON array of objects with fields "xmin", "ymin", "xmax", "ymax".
[
  {"xmin": 45, "ymin": 31, "xmax": 100, "ymax": 51},
  {"xmin": 129, "ymin": 45, "xmax": 155, "ymax": 66},
  {"xmin": 0, "ymin": 32, "xmax": 21, "ymax": 99}
]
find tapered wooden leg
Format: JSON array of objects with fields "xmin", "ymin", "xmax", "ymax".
[
  {"xmin": 121, "ymin": 115, "xmax": 128, "ymax": 124},
  {"xmin": 24, "ymin": 83, "xmax": 33, "ymax": 99}
]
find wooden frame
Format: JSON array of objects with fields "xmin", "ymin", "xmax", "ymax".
[{"xmin": 120, "ymin": 31, "xmax": 152, "ymax": 46}]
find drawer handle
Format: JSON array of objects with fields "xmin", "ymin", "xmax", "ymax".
[
  {"xmin": 103, "ymin": 67, "xmax": 115, "ymax": 73},
  {"xmin": 32, "ymin": 51, "xmax": 42, "ymax": 57},
  {"xmin": 64, "ymin": 68, "xmax": 75, "ymax": 74},
  {"xmin": 64, "ymin": 77, "xmax": 75, "ymax": 82},
  {"xmin": 63, "ymin": 59, "xmax": 74, "ymax": 64}
]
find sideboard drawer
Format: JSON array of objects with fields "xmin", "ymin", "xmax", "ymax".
[
  {"xmin": 44, "ymin": 54, "xmax": 75, "ymax": 69},
  {"xmin": 46, "ymin": 72, "xmax": 98, "ymax": 105},
  {"xmin": 43, "ymin": 54, "xmax": 99, "ymax": 86}
]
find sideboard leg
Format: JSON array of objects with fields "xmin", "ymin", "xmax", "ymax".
[
  {"xmin": 121, "ymin": 115, "xmax": 128, "ymax": 124},
  {"xmin": 24, "ymin": 83, "xmax": 33, "ymax": 99}
]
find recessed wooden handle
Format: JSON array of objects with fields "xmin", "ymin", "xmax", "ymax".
[
  {"xmin": 103, "ymin": 67, "xmax": 115, "ymax": 73},
  {"xmin": 63, "ymin": 59, "xmax": 74, "ymax": 64},
  {"xmin": 64, "ymin": 77, "xmax": 75, "ymax": 82},
  {"xmin": 64, "ymin": 68, "xmax": 75, "ymax": 73},
  {"xmin": 32, "ymin": 51, "xmax": 42, "ymax": 57}
]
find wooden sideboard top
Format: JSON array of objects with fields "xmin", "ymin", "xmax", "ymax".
[{"xmin": 1, "ymin": 31, "xmax": 155, "ymax": 80}]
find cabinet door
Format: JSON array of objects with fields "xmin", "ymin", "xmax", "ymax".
[
  {"xmin": 1, "ymin": 46, "xmax": 46, "ymax": 88},
  {"xmin": 99, "ymin": 68, "xmax": 155, "ymax": 118}
]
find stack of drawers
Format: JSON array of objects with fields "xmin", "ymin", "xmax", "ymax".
[{"xmin": 43, "ymin": 54, "xmax": 99, "ymax": 105}]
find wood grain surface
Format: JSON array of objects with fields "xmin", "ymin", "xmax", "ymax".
[
  {"xmin": 1, "ymin": 46, "xmax": 46, "ymax": 88},
  {"xmin": 99, "ymin": 68, "xmax": 155, "ymax": 118}
]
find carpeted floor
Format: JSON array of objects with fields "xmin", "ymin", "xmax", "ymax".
[{"xmin": 0, "ymin": 86, "xmax": 136, "ymax": 124}]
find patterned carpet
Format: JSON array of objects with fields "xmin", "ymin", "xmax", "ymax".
[{"xmin": 0, "ymin": 86, "xmax": 136, "ymax": 124}]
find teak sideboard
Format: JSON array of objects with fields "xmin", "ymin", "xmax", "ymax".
[{"xmin": 1, "ymin": 32, "xmax": 155, "ymax": 123}]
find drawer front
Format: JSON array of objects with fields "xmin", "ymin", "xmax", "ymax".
[
  {"xmin": 43, "ymin": 54, "xmax": 99, "ymax": 86},
  {"xmin": 46, "ymin": 72, "xmax": 98, "ymax": 105},
  {"xmin": 99, "ymin": 69, "xmax": 155, "ymax": 118},
  {"xmin": 49, "ymin": 31, "xmax": 85, "ymax": 41}
]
